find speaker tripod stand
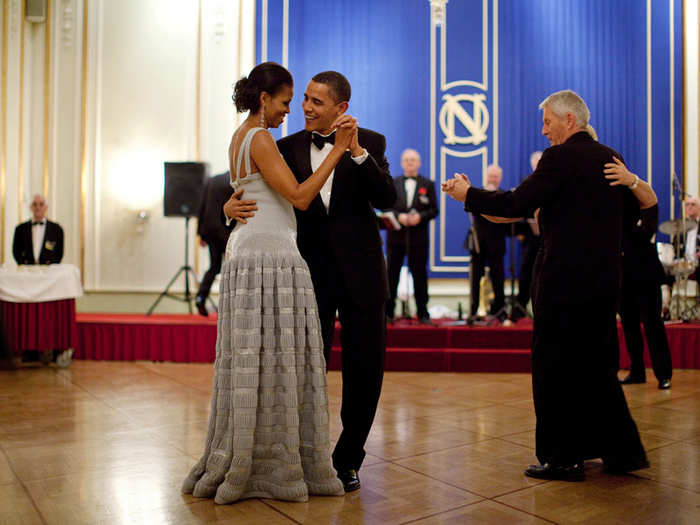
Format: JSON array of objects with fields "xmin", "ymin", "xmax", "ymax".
[{"xmin": 147, "ymin": 217, "xmax": 212, "ymax": 315}]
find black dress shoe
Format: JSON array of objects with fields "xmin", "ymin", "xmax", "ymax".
[
  {"xmin": 524, "ymin": 462, "xmax": 584, "ymax": 481},
  {"xmin": 619, "ymin": 374, "xmax": 646, "ymax": 385},
  {"xmin": 337, "ymin": 469, "xmax": 360, "ymax": 492},
  {"xmin": 658, "ymin": 378, "xmax": 671, "ymax": 390},
  {"xmin": 418, "ymin": 316, "xmax": 436, "ymax": 326},
  {"xmin": 195, "ymin": 297, "xmax": 208, "ymax": 317}
]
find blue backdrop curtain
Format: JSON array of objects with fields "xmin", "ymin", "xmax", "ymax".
[{"xmin": 257, "ymin": 0, "xmax": 683, "ymax": 279}]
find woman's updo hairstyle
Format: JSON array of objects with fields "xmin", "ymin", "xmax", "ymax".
[{"xmin": 233, "ymin": 62, "xmax": 293, "ymax": 114}]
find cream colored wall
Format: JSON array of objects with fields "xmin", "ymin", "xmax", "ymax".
[{"xmin": 1, "ymin": 0, "xmax": 255, "ymax": 292}]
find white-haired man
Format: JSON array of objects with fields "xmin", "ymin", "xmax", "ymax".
[
  {"xmin": 12, "ymin": 194, "xmax": 64, "ymax": 265},
  {"xmin": 443, "ymin": 89, "xmax": 657, "ymax": 481},
  {"xmin": 384, "ymin": 149, "xmax": 438, "ymax": 324}
]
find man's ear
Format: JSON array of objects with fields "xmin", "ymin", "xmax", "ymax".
[
  {"xmin": 566, "ymin": 112, "xmax": 576, "ymax": 130},
  {"xmin": 337, "ymin": 101, "xmax": 349, "ymax": 115}
]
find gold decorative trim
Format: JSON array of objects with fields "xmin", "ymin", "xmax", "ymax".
[
  {"xmin": 80, "ymin": 0, "xmax": 88, "ymax": 282},
  {"xmin": 43, "ymin": 0, "xmax": 51, "ymax": 197},
  {"xmin": 194, "ymin": 0, "xmax": 202, "ymax": 275},
  {"xmin": 17, "ymin": 0, "xmax": 24, "ymax": 225},
  {"xmin": 1, "ymin": 0, "xmax": 8, "ymax": 263}
]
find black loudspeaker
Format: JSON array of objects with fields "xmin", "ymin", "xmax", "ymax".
[
  {"xmin": 163, "ymin": 162, "xmax": 207, "ymax": 217},
  {"xmin": 25, "ymin": 0, "xmax": 47, "ymax": 23}
]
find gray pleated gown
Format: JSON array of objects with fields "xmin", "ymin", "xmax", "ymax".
[{"xmin": 182, "ymin": 127, "xmax": 344, "ymax": 504}]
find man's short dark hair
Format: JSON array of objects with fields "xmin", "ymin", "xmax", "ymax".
[{"xmin": 311, "ymin": 71, "xmax": 351, "ymax": 103}]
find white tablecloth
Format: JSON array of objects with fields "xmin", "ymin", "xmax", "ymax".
[{"xmin": 0, "ymin": 264, "xmax": 83, "ymax": 303}]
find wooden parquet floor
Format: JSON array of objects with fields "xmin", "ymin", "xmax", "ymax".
[{"xmin": 2, "ymin": 362, "xmax": 700, "ymax": 524}]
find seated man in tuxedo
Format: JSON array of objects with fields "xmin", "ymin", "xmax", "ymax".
[
  {"xmin": 384, "ymin": 149, "xmax": 438, "ymax": 324},
  {"xmin": 195, "ymin": 171, "xmax": 234, "ymax": 316},
  {"xmin": 12, "ymin": 194, "xmax": 64, "ymax": 265}
]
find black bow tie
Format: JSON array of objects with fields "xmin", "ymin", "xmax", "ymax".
[
  {"xmin": 311, "ymin": 131, "xmax": 335, "ymax": 150},
  {"xmin": 32, "ymin": 221, "xmax": 44, "ymax": 226}
]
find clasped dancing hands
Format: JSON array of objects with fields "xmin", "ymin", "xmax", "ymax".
[
  {"xmin": 223, "ymin": 114, "xmax": 359, "ymax": 224},
  {"xmin": 442, "ymin": 172, "xmax": 472, "ymax": 202}
]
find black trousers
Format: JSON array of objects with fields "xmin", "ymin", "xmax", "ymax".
[
  {"xmin": 470, "ymin": 250, "xmax": 505, "ymax": 315},
  {"xmin": 518, "ymin": 236, "xmax": 540, "ymax": 307},
  {"xmin": 386, "ymin": 241, "xmax": 429, "ymax": 318},
  {"xmin": 316, "ymin": 265, "xmax": 386, "ymax": 472},
  {"xmin": 532, "ymin": 298, "xmax": 646, "ymax": 468},
  {"xmin": 197, "ymin": 237, "xmax": 227, "ymax": 301},
  {"xmin": 620, "ymin": 280, "xmax": 673, "ymax": 381}
]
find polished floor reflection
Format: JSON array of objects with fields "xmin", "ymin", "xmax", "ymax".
[{"xmin": 1, "ymin": 362, "xmax": 699, "ymax": 524}]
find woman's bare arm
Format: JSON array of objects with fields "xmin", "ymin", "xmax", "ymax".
[{"xmin": 235, "ymin": 116, "xmax": 356, "ymax": 211}]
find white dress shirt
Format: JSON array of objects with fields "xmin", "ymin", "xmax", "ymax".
[
  {"xmin": 686, "ymin": 222, "xmax": 699, "ymax": 261},
  {"xmin": 310, "ymin": 133, "xmax": 368, "ymax": 213},
  {"xmin": 32, "ymin": 219, "xmax": 47, "ymax": 263},
  {"xmin": 404, "ymin": 176, "xmax": 417, "ymax": 209}
]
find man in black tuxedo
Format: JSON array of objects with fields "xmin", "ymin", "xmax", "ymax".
[
  {"xmin": 465, "ymin": 164, "xmax": 507, "ymax": 318},
  {"xmin": 12, "ymin": 194, "xmax": 64, "ymax": 265},
  {"xmin": 619, "ymin": 199, "xmax": 672, "ymax": 389},
  {"xmin": 443, "ymin": 90, "xmax": 655, "ymax": 481},
  {"xmin": 384, "ymin": 149, "xmax": 438, "ymax": 324},
  {"xmin": 195, "ymin": 171, "xmax": 234, "ymax": 316},
  {"xmin": 227, "ymin": 71, "xmax": 396, "ymax": 492}
]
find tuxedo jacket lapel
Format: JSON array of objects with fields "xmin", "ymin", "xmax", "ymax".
[
  {"xmin": 396, "ymin": 176, "xmax": 408, "ymax": 210},
  {"xmin": 24, "ymin": 223, "xmax": 35, "ymax": 263},
  {"xmin": 293, "ymin": 132, "xmax": 313, "ymax": 181},
  {"xmin": 293, "ymin": 132, "xmax": 327, "ymax": 215},
  {"xmin": 328, "ymin": 153, "xmax": 352, "ymax": 215}
]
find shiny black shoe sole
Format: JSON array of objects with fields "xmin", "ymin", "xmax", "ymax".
[
  {"xmin": 524, "ymin": 464, "xmax": 585, "ymax": 482},
  {"xmin": 337, "ymin": 470, "xmax": 361, "ymax": 492}
]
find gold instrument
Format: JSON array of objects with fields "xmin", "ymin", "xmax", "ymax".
[{"xmin": 477, "ymin": 267, "xmax": 495, "ymax": 317}]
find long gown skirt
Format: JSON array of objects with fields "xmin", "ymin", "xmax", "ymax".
[{"xmin": 182, "ymin": 250, "xmax": 344, "ymax": 504}]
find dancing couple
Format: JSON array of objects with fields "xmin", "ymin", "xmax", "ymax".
[{"xmin": 182, "ymin": 62, "xmax": 396, "ymax": 503}]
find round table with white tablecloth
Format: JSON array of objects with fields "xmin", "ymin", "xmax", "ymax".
[{"xmin": 0, "ymin": 264, "xmax": 83, "ymax": 366}]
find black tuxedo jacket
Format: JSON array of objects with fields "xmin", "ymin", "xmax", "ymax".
[
  {"xmin": 622, "ymin": 204, "xmax": 666, "ymax": 285},
  {"xmin": 385, "ymin": 174, "xmax": 438, "ymax": 247},
  {"xmin": 465, "ymin": 131, "xmax": 636, "ymax": 309},
  {"xmin": 466, "ymin": 211, "xmax": 508, "ymax": 255},
  {"xmin": 277, "ymin": 128, "xmax": 396, "ymax": 307},
  {"xmin": 12, "ymin": 220, "xmax": 64, "ymax": 265},
  {"xmin": 197, "ymin": 171, "xmax": 234, "ymax": 244}
]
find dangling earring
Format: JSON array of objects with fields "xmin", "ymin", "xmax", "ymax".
[{"xmin": 260, "ymin": 103, "xmax": 266, "ymax": 128}]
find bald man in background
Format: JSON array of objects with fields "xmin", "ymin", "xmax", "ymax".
[
  {"xmin": 384, "ymin": 149, "xmax": 438, "ymax": 324},
  {"xmin": 12, "ymin": 194, "xmax": 64, "ymax": 265}
]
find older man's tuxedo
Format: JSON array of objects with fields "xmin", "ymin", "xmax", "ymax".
[
  {"xmin": 384, "ymin": 174, "xmax": 438, "ymax": 320},
  {"xmin": 464, "ymin": 131, "xmax": 647, "ymax": 472},
  {"xmin": 12, "ymin": 219, "xmax": 64, "ymax": 265}
]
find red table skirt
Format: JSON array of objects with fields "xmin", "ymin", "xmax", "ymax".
[{"xmin": 0, "ymin": 299, "xmax": 77, "ymax": 355}]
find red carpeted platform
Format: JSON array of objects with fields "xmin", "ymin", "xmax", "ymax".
[{"xmin": 74, "ymin": 314, "xmax": 700, "ymax": 373}]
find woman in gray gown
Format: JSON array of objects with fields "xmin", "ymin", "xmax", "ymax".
[{"xmin": 182, "ymin": 62, "xmax": 355, "ymax": 504}]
